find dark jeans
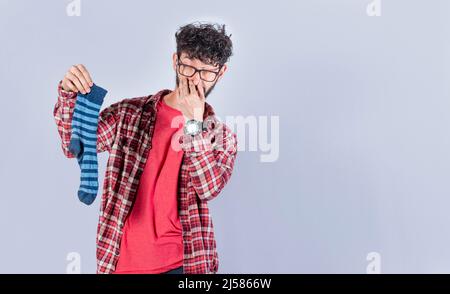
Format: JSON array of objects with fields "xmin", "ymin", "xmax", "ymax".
[{"xmin": 162, "ymin": 266, "xmax": 184, "ymax": 274}]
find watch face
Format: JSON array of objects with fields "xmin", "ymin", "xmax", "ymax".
[{"xmin": 185, "ymin": 120, "xmax": 201, "ymax": 135}]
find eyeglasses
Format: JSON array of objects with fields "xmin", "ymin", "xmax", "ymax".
[{"xmin": 177, "ymin": 54, "xmax": 223, "ymax": 82}]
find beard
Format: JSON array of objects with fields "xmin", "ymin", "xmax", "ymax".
[{"xmin": 175, "ymin": 74, "xmax": 217, "ymax": 99}]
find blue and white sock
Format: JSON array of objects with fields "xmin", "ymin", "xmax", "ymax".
[{"xmin": 69, "ymin": 84, "xmax": 107, "ymax": 205}]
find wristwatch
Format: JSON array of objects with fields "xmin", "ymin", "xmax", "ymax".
[{"xmin": 184, "ymin": 119, "xmax": 204, "ymax": 136}]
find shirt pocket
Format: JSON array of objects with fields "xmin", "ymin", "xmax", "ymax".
[{"xmin": 117, "ymin": 135, "xmax": 139, "ymax": 154}]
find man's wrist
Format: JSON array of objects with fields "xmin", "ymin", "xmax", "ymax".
[{"xmin": 58, "ymin": 80, "xmax": 77, "ymax": 102}]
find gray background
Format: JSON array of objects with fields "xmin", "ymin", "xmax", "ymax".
[{"xmin": 0, "ymin": 0, "xmax": 449, "ymax": 273}]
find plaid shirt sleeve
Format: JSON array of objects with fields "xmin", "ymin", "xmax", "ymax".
[
  {"xmin": 180, "ymin": 121, "xmax": 238, "ymax": 202},
  {"xmin": 53, "ymin": 81, "xmax": 121, "ymax": 158}
]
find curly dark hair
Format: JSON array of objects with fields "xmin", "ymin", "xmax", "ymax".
[{"xmin": 175, "ymin": 22, "xmax": 233, "ymax": 67}]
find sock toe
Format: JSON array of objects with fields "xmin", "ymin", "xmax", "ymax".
[{"xmin": 78, "ymin": 190, "xmax": 96, "ymax": 205}]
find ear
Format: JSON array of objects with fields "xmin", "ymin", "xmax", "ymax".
[
  {"xmin": 216, "ymin": 64, "xmax": 228, "ymax": 83},
  {"xmin": 172, "ymin": 52, "xmax": 178, "ymax": 72}
]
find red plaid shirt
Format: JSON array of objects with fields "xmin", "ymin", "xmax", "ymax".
[{"xmin": 53, "ymin": 82, "xmax": 237, "ymax": 274}]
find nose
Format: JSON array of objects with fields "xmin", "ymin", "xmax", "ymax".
[{"xmin": 190, "ymin": 71, "xmax": 201, "ymax": 86}]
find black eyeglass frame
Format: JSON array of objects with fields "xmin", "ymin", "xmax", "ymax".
[{"xmin": 176, "ymin": 53, "xmax": 223, "ymax": 82}]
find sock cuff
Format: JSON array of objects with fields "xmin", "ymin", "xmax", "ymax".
[{"xmin": 78, "ymin": 84, "xmax": 107, "ymax": 105}]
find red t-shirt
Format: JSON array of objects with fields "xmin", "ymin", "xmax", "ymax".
[{"xmin": 114, "ymin": 95, "xmax": 185, "ymax": 274}]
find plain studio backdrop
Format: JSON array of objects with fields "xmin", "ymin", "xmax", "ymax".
[{"xmin": 0, "ymin": 0, "xmax": 449, "ymax": 273}]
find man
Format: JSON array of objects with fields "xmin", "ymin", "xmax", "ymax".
[{"xmin": 53, "ymin": 22, "xmax": 237, "ymax": 274}]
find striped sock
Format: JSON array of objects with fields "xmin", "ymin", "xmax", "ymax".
[{"xmin": 69, "ymin": 84, "xmax": 107, "ymax": 205}]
